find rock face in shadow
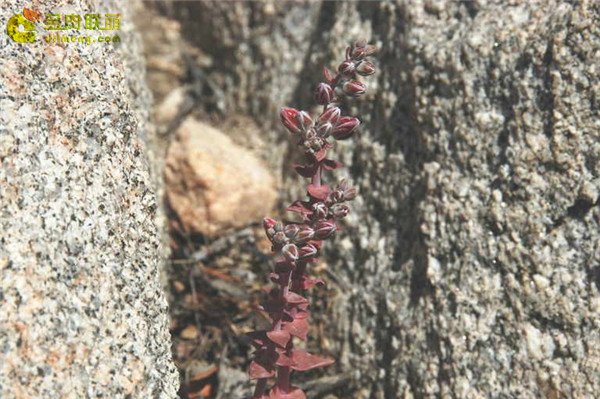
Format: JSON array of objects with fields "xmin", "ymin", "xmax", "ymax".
[
  {"xmin": 0, "ymin": 1, "xmax": 178, "ymax": 397},
  {"xmin": 159, "ymin": 1, "xmax": 599, "ymax": 397}
]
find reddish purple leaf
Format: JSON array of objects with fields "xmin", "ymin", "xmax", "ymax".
[
  {"xmin": 246, "ymin": 331, "xmax": 268, "ymax": 348},
  {"xmin": 313, "ymin": 147, "xmax": 328, "ymax": 162},
  {"xmin": 322, "ymin": 159, "xmax": 343, "ymax": 171},
  {"xmin": 269, "ymin": 386, "xmax": 306, "ymax": 399},
  {"xmin": 307, "ymin": 184, "xmax": 331, "ymax": 201},
  {"xmin": 284, "ymin": 292, "xmax": 308, "ymax": 304},
  {"xmin": 249, "ymin": 360, "xmax": 275, "ymax": 379},
  {"xmin": 286, "ymin": 200, "xmax": 313, "ymax": 215},
  {"xmin": 302, "ymin": 277, "xmax": 325, "ymax": 290},
  {"xmin": 323, "ymin": 66, "xmax": 334, "ymax": 84},
  {"xmin": 283, "ymin": 318, "xmax": 309, "ymax": 341},
  {"xmin": 275, "ymin": 259, "xmax": 295, "ymax": 273},
  {"xmin": 293, "ymin": 163, "xmax": 317, "ymax": 178},
  {"xmin": 267, "ymin": 330, "xmax": 291, "ymax": 348},
  {"xmin": 274, "ymin": 349, "xmax": 295, "ymax": 367},
  {"xmin": 290, "ymin": 350, "xmax": 335, "ymax": 371}
]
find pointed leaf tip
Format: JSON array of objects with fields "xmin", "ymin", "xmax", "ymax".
[{"xmin": 290, "ymin": 350, "xmax": 335, "ymax": 371}]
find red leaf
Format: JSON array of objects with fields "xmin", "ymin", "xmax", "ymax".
[
  {"xmin": 323, "ymin": 66, "xmax": 334, "ymax": 84},
  {"xmin": 275, "ymin": 259, "xmax": 295, "ymax": 273},
  {"xmin": 246, "ymin": 331, "xmax": 268, "ymax": 348},
  {"xmin": 284, "ymin": 292, "xmax": 308, "ymax": 304},
  {"xmin": 303, "ymin": 277, "xmax": 325, "ymax": 290},
  {"xmin": 290, "ymin": 350, "xmax": 335, "ymax": 371},
  {"xmin": 283, "ymin": 318, "xmax": 309, "ymax": 341},
  {"xmin": 307, "ymin": 184, "xmax": 331, "ymax": 201},
  {"xmin": 274, "ymin": 350, "xmax": 295, "ymax": 367},
  {"xmin": 322, "ymin": 159, "xmax": 343, "ymax": 171},
  {"xmin": 293, "ymin": 163, "xmax": 317, "ymax": 178},
  {"xmin": 249, "ymin": 360, "xmax": 275, "ymax": 379},
  {"xmin": 286, "ymin": 200, "xmax": 313, "ymax": 215},
  {"xmin": 267, "ymin": 330, "xmax": 291, "ymax": 348},
  {"xmin": 262, "ymin": 297, "xmax": 285, "ymax": 313},
  {"xmin": 269, "ymin": 386, "xmax": 306, "ymax": 399},
  {"xmin": 313, "ymin": 147, "xmax": 328, "ymax": 162}
]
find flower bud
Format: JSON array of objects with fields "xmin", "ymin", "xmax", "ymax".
[
  {"xmin": 273, "ymin": 231, "xmax": 288, "ymax": 246},
  {"xmin": 314, "ymin": 83, "xmax": 334, "ymax": 105},
  {"xmin": 364, "ymin": 45, "xmax": 377, "ymax": 56},
  {"xmin": 351, "ymin": 46, "xmax": 366, "ymax": 60},
  {"xmin": 338, "ymin": 60, "xmax": 355, "ymax": 76},
  {"xmin": 318, "ymin": 107, "xmax": 341, "ymax": 125},
  {"xmin": 332, "ymin": 204, "xmax": 350, "ymax": 218},
  {"xmin": 356, "ymin": 61, "xmax": 375, "ymax": 76},
  {"xmin": 299, "ymin": 244, "xmax": 318, "ymax": 259},
  {"xmin": 354, "ymin": 38, "xmax": 367, "ymax": 48},
  {"xmin": 284, "ymin": 224, "xmax": 300, "ymax": 239},
  {"xmin": 313, "ymin": 220, "xmax": 337, "ymax": 240},
  {"xmin": 342, "ymin": 80, "xmax": 366, "ymax": 98},
  {"xmin": 329, "ymin": 190, "xmax": 344, "ymax": 203},
  {"xmin": 337, "ymin": 179, "xmax": 349, "ymax": 191},
  {"xmin": 331, "ymin": 116, "xmax": 360, "ymax": 140},
  {"xmin": 263, "ymin": 217, "xmax": 276, "ymax": 231},
  {"xmin": 316, "ymin": 122, "xmax": 333, "ymax": 137},
  {"xmin": 312, "ymin": 202, "xmax": 328, "ymax": 219},
  {"xmin": 282, "ymin": 243, "xmax": 299, "ymax": 261},
  {"xmin": 343, "ymin": 188, "xmax": 358, "ymax": 201},
  {"xmin": 295, "ymin": 111, "xmax": 313, "ymax": 132},
  {"xmin": 304, "ymin": 128, "xmax": 317, "ymax": 141},
  {"xmin": 295, "ymin": 226, "xmax": 314, "ymax": 243},
  {"xmin": 274, "ymin": 221, "xmax": 284, "ymax": 232},
  {"xmin": 280, "ymin": 107, "xmax": 301, "ymax": 134}
]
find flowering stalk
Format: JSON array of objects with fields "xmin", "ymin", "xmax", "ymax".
[{"xmin": 248, "ymin": 39, "xmax": 377, "ymax": 399}]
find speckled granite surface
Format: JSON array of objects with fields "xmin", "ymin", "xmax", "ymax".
[{"xmin": 0, "ymin": 1, "xmax": 178, "ymax": 397}]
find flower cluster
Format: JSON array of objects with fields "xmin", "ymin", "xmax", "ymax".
[{"xmin": 248, "ymin": 39, "xmax": 377, "ymax": 399}]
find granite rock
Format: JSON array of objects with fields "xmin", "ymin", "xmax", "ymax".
[
  {"xmin": 0, "ymin": 0, "xmax": 179, "ymax": 397},
  {"xmin": 158, "ymin": 1, "xmax": 599, "ymax": 397},
  {"xmin": 165, "ymin": 117, "xmax": 277, "ymax": 238}
]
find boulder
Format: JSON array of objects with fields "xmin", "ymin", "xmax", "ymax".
[{"xmin": 165, "ymin": 118, "xmax": 277, "ymax": 237}]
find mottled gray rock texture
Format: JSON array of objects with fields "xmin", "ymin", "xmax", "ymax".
[
  {"xmin": 0, "ymin": 0, "xmax": 178, "ymax": 397},
  {"xmin": 160, "ymin": 1, "xmax": 599, "ymax": 398}
]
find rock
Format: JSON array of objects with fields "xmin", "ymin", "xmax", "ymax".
[
  {"xmin": 0, "ymin": 0, "xmax": 178, "ymax": 397},
  {"xmin": 154, "ymin": 86, "xmax": 187, "ymax": 127},
  {"xmin": 156, "ymin": 1, "xmax": 600, "ymax": 397},
  {"xmin": 165, "ymin": 117, "xmax": 277, "ymax": 237},
  {"xmin": 180, "ymin": 325, "xmax": 200, "ymax": 340}
]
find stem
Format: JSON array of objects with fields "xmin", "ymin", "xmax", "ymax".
[
  {"xmin": 252, "ymin": 378, "xmax": 267, "ymax": 398},
  {"xmin": 275, "ymin": 267, "xmax": 294, "ymax": 392},
  {"xmin": 312, "ymin": 165, "xmax": 322, "ymax": 188}
]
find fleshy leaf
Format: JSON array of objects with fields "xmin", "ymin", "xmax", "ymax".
[
  {"xmin": 249, "ymin": 360, "xmax": 275, "ymax": 379},
  {"xmin": 286, "ymin": 200, "xmax": 313, "ymax": 215},
  {"xmin": 284, "ymin": 292, "xmax": 308, "ymax": 304},
  {"xmin": 290, "ymin": 350, "xmax": 335, "ymax": 371},
  {"xmin": 313, "ymin": 147, "xmax": 328, "ymax": 162},
  {"xmin": 322, "ymin": 159, "xmax": 343, "ymax": 171},
  {"xmin": 283, "ymin": 318, "xmax": 309, "ymax": 341},
  {"xmin": 274, "ymin": 350, "xmax": 295, "ymax": 367},
  {"xmin": 266, "ymin": 330, "xmax": 291, "ymax": 348},
  {"xmin": 246, "ymin": 331, "xmax": 268, "ymax": 348},
  {"xmin": 303, "ymin": 277, "xmax": 325, "ymax": 290},
  {"xmin": 269, "ymin": 386, "xmax": 306, "ymax": 399},
  {"xmin": 307, "ymin": 184, "xmax": 331, "ymax": 201},
  {"xmin": 293, "ymin": 163, "xmax": 317, "ymax": 178}
]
